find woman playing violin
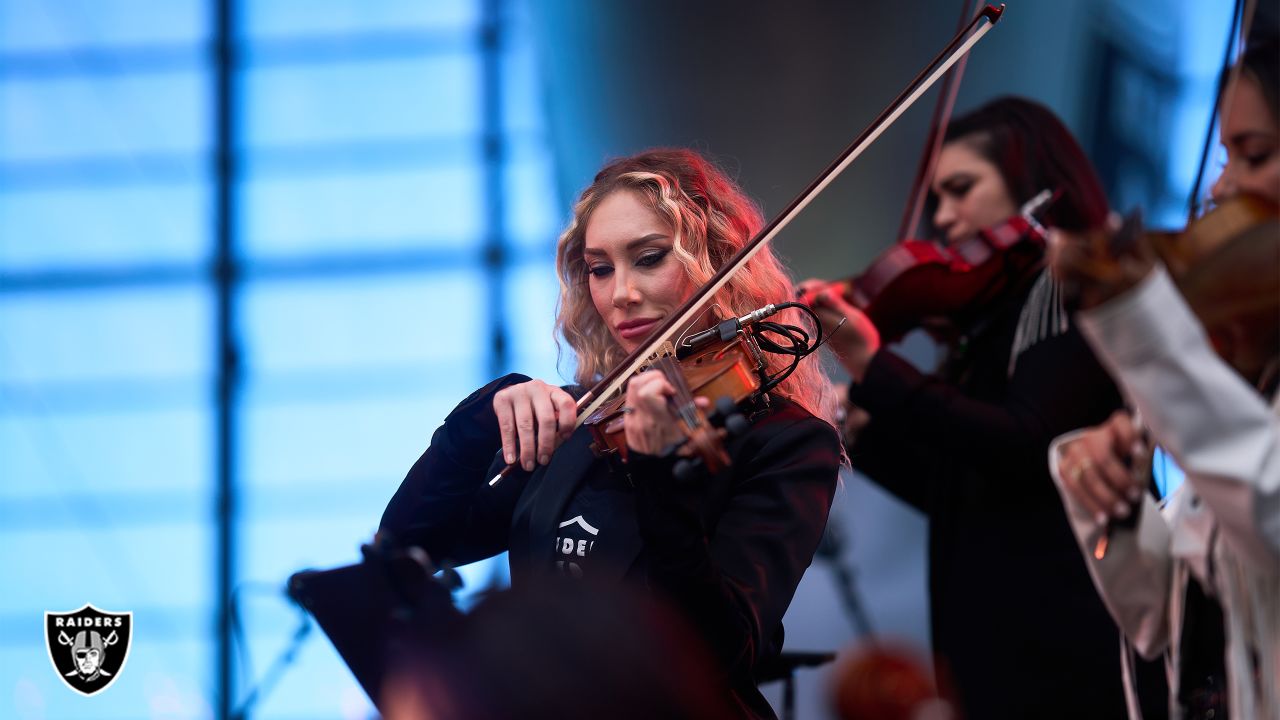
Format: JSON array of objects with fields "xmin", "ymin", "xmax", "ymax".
[
  {"xmin": 802, "ymin": 97, "xmax": 1161, "ymax": 719},
  {"xmin": 381, "ymin": 148, "xmax": 842, "ymax": 719},
  {"xmin": 1051, "ymin": 31, "xmax": 1279, "ymax": 719}
]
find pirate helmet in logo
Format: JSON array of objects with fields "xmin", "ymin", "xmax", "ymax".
[{"xmin": 69, "ymin": 630, "xmax": 113, "ymax": 681}]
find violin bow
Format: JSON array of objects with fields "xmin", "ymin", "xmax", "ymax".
[
  {"xmin": 896, "ymin": 0, "xmax": 979, "ymax": 242},
  {"xmin": 492, "ymin": 4, "xmax": 1007, "ymax": 486}
]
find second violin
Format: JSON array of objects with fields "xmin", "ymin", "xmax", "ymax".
[{"xmin": 812, "ymin": 189, "xmax": 1056, "ymax": 343}]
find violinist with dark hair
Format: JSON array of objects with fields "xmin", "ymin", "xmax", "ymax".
[
  {"xmin": 381, "ymin": 148, "xmax": 842, "ymax": 719},
  {"xmin": 802, "ymin": 97, "xmax": 1161, "ymax": 719},
  {"xmin": 1050, "ymin": 31, "xmax": 1280, "ymax": 719}
]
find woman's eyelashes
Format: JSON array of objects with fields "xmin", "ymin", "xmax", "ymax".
[
  {"xmin": 942, "ymin": 180, "xmax": 973, "ymax": 199},
  {"xmin": 934, "ymin": 175, "xmax": 974, "ymax": 202},
  {"xmin": 1228, "ymin": 135, "xmax": 1276, "ymax": 169},
  {"xmin": 585, "ymin": 248, "xmax": 670, "ymax": 278},
  {"xmin": 635, "ymin": 248, "xmax": 669, "ymax": 267},
  {"xmin": 1245, "ymin": 149, "xmax": 1275, "ymax": 169}
]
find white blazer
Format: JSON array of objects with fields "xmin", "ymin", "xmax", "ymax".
[{"xmin": 1049, "ymin": 268, "xmax": 1279, "ymax": 720}]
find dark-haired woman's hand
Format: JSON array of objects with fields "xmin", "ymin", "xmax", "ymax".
[
  {"xmin": 493, "ymin": 380, "xmax": 578, "ymax": 471},
  {"xmin": 798, "ymin": 279, "xmax": 881, "ymax": 383}
]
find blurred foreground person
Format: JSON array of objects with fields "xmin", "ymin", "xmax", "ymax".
[{"xmin": 381, "ymin": 579, "xmax": 735, "ymax": 720}]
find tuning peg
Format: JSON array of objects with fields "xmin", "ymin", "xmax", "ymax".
[
  {"xmin": 715, "ymin": 395, "xmax": 737, "ymax": 417},
  {"xmin": 435, "ymin": 563, "xmax": 465, "ymax": 591}
]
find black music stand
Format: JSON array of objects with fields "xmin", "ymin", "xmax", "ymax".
[
  {"xmin": 287, "ymin": 544, "xmax": 462, "ymax": 711},
  {"xmin": 756, "ymin": 650, "xmax": 838, "ymax": 720}
]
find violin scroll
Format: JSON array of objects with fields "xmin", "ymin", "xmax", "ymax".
[{"xmin": 672, "ymin": 396, "xmax": 755, "ymax": 482}]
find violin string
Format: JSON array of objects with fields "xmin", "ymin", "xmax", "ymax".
[{"xmin": 655, "ymin": 355, "xmax": 700, "ymax": 427}]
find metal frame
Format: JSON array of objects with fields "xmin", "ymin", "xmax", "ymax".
[{"xmin": 0, "ymin": 2, "xmax": 521, "ymax": 716}]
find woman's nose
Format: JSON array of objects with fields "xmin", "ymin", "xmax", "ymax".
[
  {"xmin": 1209, "ymin": 166, "xmax": 1236, "ymax": 206},
  {"xmin": 933, "ymin": 199, "xmax": 957, "ymax": 237},
  {"xmin": 612, "ymin": 270, "xmax": 641, "ymax": 308}
]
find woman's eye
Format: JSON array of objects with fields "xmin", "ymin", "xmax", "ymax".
[
  {"xmin": 587, "ymin": 265, "xmax": 612, "ymax": 278},
  {"xmin": 935, "ymin": 175, "xmax": 974, "ymax": 200},
  {"xmin": 636, "ymin": 249, "xmax": 669, "ymax": 267},
  {"xmin": 1245, "ymin": 150, "xmax": 1274, "ymax": 169}
]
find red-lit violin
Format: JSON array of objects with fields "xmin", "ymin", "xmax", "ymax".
[{"xmin": 805, "ymin": 189, "xmax": 1056, "ymax": 343}]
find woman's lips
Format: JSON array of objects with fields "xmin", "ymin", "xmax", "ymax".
[{"xmin": 616, "ymin": 318, "xmax": 659, "ymax": 340}]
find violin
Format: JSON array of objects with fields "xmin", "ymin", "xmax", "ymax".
[
  {"xmin": 581, "ymin": 300, "xmax": 826, "ymax": 479},
  {"xmin": 1146, "ymin": 194, "xmax": 1278, "ymax": 281},
  {"xmin": 1054, "ymin": 193, "xmax": 1280, "ymax": 318},
  {"xmin": 805, "ymin": 190, "xmax": 1056, "ymax": 343},
  {"xmin": 1175, "ymin": 197, "xmax": 1280, "ymax": 331},
  {"xmin": 581, "ymin": 325, "xmax": 765, "ymax": 478}
]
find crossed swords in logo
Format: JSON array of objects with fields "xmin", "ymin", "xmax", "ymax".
[{"xmin": 56, "ymin": 629, "xmax": 118, "ymax": 678}]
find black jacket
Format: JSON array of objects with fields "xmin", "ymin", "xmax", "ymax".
[
  {"xmin": 381, "ymin": 374, "xmax": 842, "ymax": 718},
  {"xmin": 847, "ymin": 282, "xmax": 1166, "ymax": 719}
]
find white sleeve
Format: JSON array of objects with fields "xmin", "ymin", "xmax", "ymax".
[
  {"xmin": 1077, "ymin": 267, "xmax": 1280, "ymax": 568},
  {"xmin": 1049, "ymin": 432, "xmax": 1173, "ymax": 658}
]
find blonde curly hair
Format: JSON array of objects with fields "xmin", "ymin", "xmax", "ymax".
[{"xmin": 554, "ymin": 148, "xmax": 837, "ymax": 426}]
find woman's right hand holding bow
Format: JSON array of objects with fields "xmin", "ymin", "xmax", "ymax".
[{"xmin": 493, "ymin": 380, "xmax": 578, "ymax": 472}]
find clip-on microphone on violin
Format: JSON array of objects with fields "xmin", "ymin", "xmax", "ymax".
[
  {"xmin": 679, "ymin": 301, "xmax": 836, "ymax": 393},
  {"xmin": 676, "ymin": 304, "xmax": 781, "ymax": 358}
]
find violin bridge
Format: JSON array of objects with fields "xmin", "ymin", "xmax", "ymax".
[{"xmin": 639, "ymin": 341, "xmax": 677, "ymax": 369}]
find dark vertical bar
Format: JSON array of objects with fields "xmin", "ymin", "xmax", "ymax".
[
  {"xmin": 1187, "ymin": 0, "xmax": 1244, "ymax": 221},
  {"xmin": 212, "ymin": 0, "xmax": 239, "ymax": 717},
  {"xmin": 481, "ymin": 0, "xmax": 508, "ymax": 379}
]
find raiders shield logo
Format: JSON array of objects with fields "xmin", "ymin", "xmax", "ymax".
[{"xmin": 44, "ymin": 605, "xmax": 132, "ymax": 696}]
